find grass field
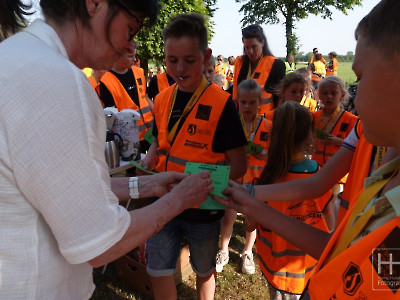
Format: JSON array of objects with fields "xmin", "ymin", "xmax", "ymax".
[{"xmin": 296, "ymin": 61, "xmax": 357, "ymax": 88}]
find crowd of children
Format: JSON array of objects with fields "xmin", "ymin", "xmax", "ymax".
[{"xmin": 82, "ymin": 7, "xmax": 371, "ymax": 300}]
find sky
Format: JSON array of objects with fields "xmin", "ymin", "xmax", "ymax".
[
  {"xmin": 209, "ymin": 0, "xmax": 381, "ymax": 58},
  {"xmin": 27, "ymin": 0, "xmax": 380, "ymax": 58}
]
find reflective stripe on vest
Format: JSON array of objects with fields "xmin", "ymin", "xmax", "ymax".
[
  {"xmin": 154, "ymin": 83, "xmax": 228, "ymax": 174},
  {"xmin": 257, "ymin": 171, "xmax": 331, "ymax": 294}
]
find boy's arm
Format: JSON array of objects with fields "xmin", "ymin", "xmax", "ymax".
[{"xmin": 226, "ymin": 146, "xmax": 247, "ymax": 180}]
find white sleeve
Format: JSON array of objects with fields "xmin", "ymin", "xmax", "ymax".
[
  {"xmin": 6, "ymin": 61, "xmax": 130, "ymax": 264},
  {"xmin": 342, "ymin": 122, "xmax": 359, "ymax": 152}
]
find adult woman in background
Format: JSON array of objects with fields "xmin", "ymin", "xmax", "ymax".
[
  {"xmin": 0, "ymin": 1, "xmax": 212, "ymax": 299},
  {"xmin": 232, "ymin": 24, "xmax": 285, "ymax": 115}
]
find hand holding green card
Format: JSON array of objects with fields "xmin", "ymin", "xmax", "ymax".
[{"xmin": 184, "ymin": 162, "xmax": 230, "ymax": 210}]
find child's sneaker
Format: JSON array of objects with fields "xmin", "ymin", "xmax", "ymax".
[
  {"xmin": 241, "ymin": 251, "xmax": 255, "ymax": 274},
  {"xmin": 215, "ymin": 250, "xmax": 229, "ymax": 272}
]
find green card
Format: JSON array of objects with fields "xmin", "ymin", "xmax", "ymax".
[
  {"xmin": 144, "ymin": 128, "xmax": 154, "ymax": 144},
  {"xmin": 184, "ymin": 162, "xmax": 230, "ymax": 210},
  {"xmin": 129, "ymin": 160, "xmax": 156, "ymax": 174}
]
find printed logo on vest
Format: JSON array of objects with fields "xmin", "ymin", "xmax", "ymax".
[
  {"xmin": 253, "ymin": 72, "xmax": 261, "ymax": 79},
  {"xmin": 342, "ymin": 262, "xmax": 363, "ymax": 296},
  {"xmin": 188, "ymin": 124, "xmax": 197, "ymax": 135},
  {"xmin": 137, "ymin": 78, "xmax": 143, "ymax": 85},
  {"xmin": 370, "ymin": 227, "xmax": 400, "ymax": 293},
  {"xmin": 285, "ymin": 200, "xmax": 323, "ymax": 225},
  {"xmin": 260, "ymin": 131, "xmax": 269, "ymax": 142},
  {"xmin": 195, "ymin": 104, "xmax": 212, "ymax": 121},
  {"xmin": 184, "ymin": 139, "xmax": 209, "ymax": 150}
]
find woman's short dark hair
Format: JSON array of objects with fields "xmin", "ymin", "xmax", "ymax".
[{"xmin": 241, "ymin": 24, "xmax": 273, "ymax": 56}]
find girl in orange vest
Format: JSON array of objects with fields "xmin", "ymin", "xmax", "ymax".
[
  {"xmin": 216, "ymin": 1, "xmax": 400, "ymax": 298},
  {"xmin": 312, "ymin": 76, "xmax": 358, "ymax": 229},
  {"xmin": 265, "ymin": 72, "xmax": 307, "ymax": 121},
  {"xmin": 295, "ymin": 68, "xmax": 318, "ymax": 111},
  {"xmin": 217, "ymin": 79, "xmax": 271, "ymax": 275},
  {"xmin": 255, "ymin": 102, "xmax": 331, "ymax": 299}
]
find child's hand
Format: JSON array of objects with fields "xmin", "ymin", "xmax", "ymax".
[{"xmin": 253, "ymin": 150, "xmax": 268, "ymax": 160}]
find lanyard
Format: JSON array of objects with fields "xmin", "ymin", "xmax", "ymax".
[
  {"xmin": 247, "ymin": 55, "xmax": 264, "ymax": 79},
  {"xmin": 167, "ymin": 76, "xmax": 208, "ymax": 145},
  {"xmin": 318, "ymin": 106, "xmax": 341, "ymax": 131},
  {"xmin": 327, "ymin": 168, "xmax": 397, "ymax": 262},
  {"xmin": 240, "ymin": 114, "xmax": 258, "ymax": 141},
  {"xmin": 375, "ymin": 146, "xmax": 387, "ymax": 170}
]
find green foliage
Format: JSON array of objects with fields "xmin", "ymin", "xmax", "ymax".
[
  {"xmin": 135, "ymin": 0, "xmax": 214, "ymax": 76},
  {"xmin": 235, "ymin": 0, "xmax": 363, "ymax": 58}
]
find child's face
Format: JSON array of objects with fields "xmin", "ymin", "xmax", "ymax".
[
  {"xmin": 353, "ymin": 34, "xmax": 400, "ymax": 147},
  {"xmin": 203, "ymin": 61, "xmax": 215, "ymax": 83},
  {"xmin": 238, "ymin": 90, "xmax": 260, "ymax": 119},
  {"xmin": 165, "ymin": 36, "xmax": 209, "ymax": 93},
  {"xmin": 283, "ymin": 82, "xmax": 305, "ymax": 103},
  {"xmin": 318, "ymin": 81, "xmax": 344, "ymax": 112}
]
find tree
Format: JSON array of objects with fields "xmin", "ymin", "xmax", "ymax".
[
  {"xmin": 136, "ymin": 0, "xmax": 213, "ymax": 78},
  {"xmin": 236, "ymin": 0, "xmax": 362, "ymax": 59}
]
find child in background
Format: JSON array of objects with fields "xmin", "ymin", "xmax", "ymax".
[
  {"xmin": 203, "ymin": 54, "xmax": 215, "ymax": 83},
  {"xmin": 141, "ymin": 14, "xmax": 247, "ymax": 300},
  {"xmin": 255, "ymin": 102, "xmax": 331, "ymax": 299},
  {"xmin": 312, "ymin": 76, "xmax": 358, "ymax": 167},
  {"xmin": 312, "ymin": 76, "xmax": 358, "ymax": 230},
  {"xmin": 295, "ymin": 67, "xmax": 317, "ymax": 111},
  {"xmin": 214, "ymin": 73, "xmax": 226, "ymax": 88},
  {"xmin": 265, "ymin": 72, "xmax": 307, "ymax": 121},
  {"xmin": 217, "ymin": 79, "xmax": 270, "ymax": 274}
]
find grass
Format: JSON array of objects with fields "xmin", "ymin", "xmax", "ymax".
[{"xmin": 90, "ymin": 214, "xmax": 270, "ymax": 300}]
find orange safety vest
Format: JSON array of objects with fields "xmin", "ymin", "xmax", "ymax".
[
  {"xmin": 312, "ymin": 110, "xmax": 358, "ymax": 167},
  {"xmin": 303, "ymin": 168, "xmax": 400, "ymax": 299},
  {"xmin": 100, "ymin": 66, "xmax": 153, "ymax": 141},
  {"xmin": 241, "ymin": 116, "xmax": 271, "ymax": 184},
  {"xmin": 233, "ymin": 55, "xmax": 277, "ymax": 115},
  {"xmin": 326, "ymin": 57, "xmax": 338, "ymax": 76},
  {"xmin": 156, "ymin": 72, "xmax": 171, "ymax": 93},
  {"xmin": 154, "ymin": 83, "xmax": 228, "ymax": 174},
  {"xmin": 300, "ymin": 96, "xmax": 317, "ymax": 112},
  {"xmin": 214, "ymin": 63, "xmax": 226, "ymax": 75},
  {"xmin": 257, "ymin": 170, "xmax": 332, "ymax": 295}
]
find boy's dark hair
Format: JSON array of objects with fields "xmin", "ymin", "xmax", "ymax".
[
  {"xmin": 355, "ymin": 0, "xmax": 400, "ymax": 57},
  {"xmin": 257, "ymin": 102, "xmax": 312, "ymax": 185},
  {"xmin": 163, "ymin": 13, "xmax": 208, "ymax": 52},
  {"xmin": 241, "ymin": 24, "xmax": 273, "ymax": 56}
]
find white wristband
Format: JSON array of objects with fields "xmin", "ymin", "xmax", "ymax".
[{"xmin": 129, "ymin": 177, "xmax": 139, "ymax": 199}]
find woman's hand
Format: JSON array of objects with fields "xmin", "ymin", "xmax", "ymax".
[{"xmin": 169, "ymin": 171, "xmax": 213, "ymax": 210}]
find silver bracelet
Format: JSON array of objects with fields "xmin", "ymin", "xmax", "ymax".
[{"xmin": 129, "ymin": 177, "xmax": 139, "ymax": 199}]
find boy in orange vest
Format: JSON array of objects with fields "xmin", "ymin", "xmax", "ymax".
[{"xmin": 141, "ymin": 14, "xmax": 247, "ymax": 300}]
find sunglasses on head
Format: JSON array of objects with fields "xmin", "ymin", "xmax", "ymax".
[
  {"xmin": 242, "ymin": 25, "xmax": 263, "ymax": 36},
  {"xmin": 117, "ymin": 1, "xmax": 144, "ymax": 41}
]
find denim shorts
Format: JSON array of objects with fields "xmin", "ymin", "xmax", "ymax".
[{"xmin": 146, "ymin": 217, "xmax": 221, "ymax": 277}]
